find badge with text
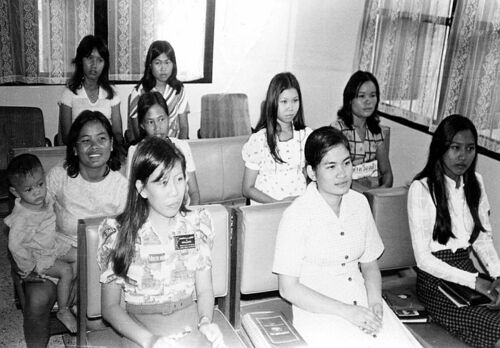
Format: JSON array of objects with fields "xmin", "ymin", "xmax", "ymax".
[{"xmin": 174, "ymin": 234, "xmax": 196, "ymax": 250}]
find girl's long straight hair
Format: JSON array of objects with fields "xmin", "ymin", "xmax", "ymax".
[
  {"xmin": 111, "ymin": 136, "xmax": 187, "ymax": 277},
  {"xmin": 414, "ymin": 114, "xmax": 484, "ymax": 244},
  {"xmin": 255, "ymin": 72, "xmax": 306, "ymax": 164}
]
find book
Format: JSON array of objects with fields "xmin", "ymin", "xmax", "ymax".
[
  {"xmin": 241, "ymin": 311, "xmax": 308, "ymax": 348},
  {"xmin": 383, "ymin": 289, "xmax": 429, "ymax": 323},
  {"xmin": 438, "ymin": 280, "xmax": 492, "ymax": 308}
]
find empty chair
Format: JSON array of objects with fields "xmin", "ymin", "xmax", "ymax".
[{"xmin": 199, "ymin": 93, "xmax": 252, "ymax": 138}]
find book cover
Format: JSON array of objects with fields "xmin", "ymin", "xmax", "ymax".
[
  {"xmin": 242, "ymin": 311, "xmax": 307, "ymax": 348},
  {"xmin": 438, "ymin": 280, "xmax": 491, "ymax": 307},
  {"xmin": 383, "ymin": 289, "xmax": 429, "ymax": 323}
]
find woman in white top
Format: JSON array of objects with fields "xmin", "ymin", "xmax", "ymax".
[
  {"xmin": 408, "ymin": 114, "xmax": 500, "ymax": 347},
  {"xmin": 242, "ymin": 72, "xmax": 312, "ymax": 204},
  {"xmin": 59, "ymin": 35, "xmax": 124, "ymax": 147},
  {"xmin": 273, "ymin": 126, "xmax": 422, "ymax": 348}
]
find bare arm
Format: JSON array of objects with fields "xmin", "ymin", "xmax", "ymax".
[
  {"xmin": 178, "ymin": 112, "xmax": 190, "ymax": 139},
  {"xmin": 278, "ymin": 274, "xmax": 382, "ymax": 334},
  {"xmin": 242, "ymin": 167, "xmax": 279, "ymax": 204},
  {"xmin": 376, "ymin": 142, "xmax": 393, "ymax": 188},
  {"xmin": 110, "ymin": 104, "xmax": 125, "ymax": 146},
  {"xmin": 101, "ymin": 281, "xmax": 158, "ymax": 347},
  {"xmin": 59, "ymin": 104, "xmax": 73, "ymax": 145},
  {"xmin": 360, "ymin": 260, "xmax": 383, "ymax": 319},
  {"xmin": 187, "ymin": 171, "xmax": 200, "ymax": 205}
]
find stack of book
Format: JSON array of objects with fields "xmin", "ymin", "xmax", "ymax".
[
  {"xmin": 241, "ymin": 311, "xmax": 308, "ymax": 347},
  {"xmin": 383, "ymin": 288, "xmax": 429, "ymax": 323},
  {"xmin": 438, "ymin": 280, "xmax": 492, "ymax": 307}
]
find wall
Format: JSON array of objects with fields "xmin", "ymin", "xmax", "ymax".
[
  {"xmin": 0, "ymin": 0, "xmax": 363, "ymax": 140},
  {"xmin": 384, "ymin": 118, "xmax": 500, "ymax": 251}
]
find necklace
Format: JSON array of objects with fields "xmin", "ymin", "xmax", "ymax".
[{"xmin": 84, "ymin": 83, "xmax": 99, "ymax": 103}]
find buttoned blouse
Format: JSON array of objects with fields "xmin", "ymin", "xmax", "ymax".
[
  {"xmin": 242, "ymin": 127, "xmax": 312, "ymax": 202},
  {"xmin": 332, "ymin": 120, "xmax": 384, "ymax": 166},
  {"xmin": 273, "ymin": 183, "xmax": 384, "ymax": 305},
  {"xmin": 97, "ymin": 208, "xmax": 213, "ymax": 305},
  {"xmin": 408, "ymin": 173, "xmax": 500, "ymax": 289}
]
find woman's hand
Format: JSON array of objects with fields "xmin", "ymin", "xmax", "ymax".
[
  {"xmin": 486, "ymin": 278, "xmax": 500, "ymax": 309},
  {"xmin": 370, "ymin": 302, "xmax": 383, "ymax": 321},
  {"xmin": 344, "ymin": 304, "xmax": 382, "ymax": 336},
  {"xmin": 199, "ymin": 322, "xmax": 225, "ymax": 348}
]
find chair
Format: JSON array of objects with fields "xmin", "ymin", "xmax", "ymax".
[
  {"xmin": 199, "ymin": 93, "xmax": 252, "ymax": 138},
  {"xmin": 77, "ymin": 205, "xmax": 245, "ymax": 347},
  {"xmin": 0, "ymin": 106, "xmax": 51, "ymax": 217}
]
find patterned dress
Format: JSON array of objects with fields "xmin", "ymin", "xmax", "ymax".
[{"xmin": 241, "ymin": 127, "xmax": 312, "ymax": 204}]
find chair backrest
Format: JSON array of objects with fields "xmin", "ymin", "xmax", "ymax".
[
  {"xmin": 0, "ymin": 106, "xmax": 46, "ymax": 149},
  {"xmin": 77, "ymin": 204, "xmax": 232, "ymax": 323},
  {"xmin": 363, "ymin": 186, "xmax": 416, "ymax": 270},
  {"xmin": 188, "ymin": 135, "xmax": 249, "ymax": 205},
  {"xmin": 200, "ymin": 93, "xmax": 252, "ymax": 138},
  {"xmin": 12, "ymin": 146, "xmax": 66, "ymax": 173}
]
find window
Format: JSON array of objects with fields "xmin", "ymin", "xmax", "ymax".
[
  {"xmin": 1, "ymin": 0, "xmax": 214, "ymax": 85},
  {"xmin": 358, "ymin": 0, "xmax": 500, "ymax": 154}
]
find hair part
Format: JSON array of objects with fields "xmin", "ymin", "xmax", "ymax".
[
  {"xmin": 136, "ymin": 40, "xmax": 183, "ymax": 93},
  {"xmin": 337, "ymin": 70, "xmax": 381, "ymax": 134},
  {"xmin": 67, "ymin": 35, "xmax": 115, "ymax": 100},
  {"xmin": 305, "ymin": 126, "xmax": 351, "ymax": 171},
  {"xmin": 136, "ymin": 91, "xmax": 170, "ymax": 140},
  {"xmin": 255, "ymin": 72, "xmax": 307, "ymax": 163},
  {"xmin": 111, "ymin": 136, "xmax": 188, "ymax": 277},
  {"xmin": 414, "ymin": 114, "xmax": 483, "ymax": 244},
  {"xmin": 65, "ymin": 110, "xmax": 122, "ymax": 177},
  {"xmin": 7, "ymin": 154, "xmax": 44, "ymax": 188}
]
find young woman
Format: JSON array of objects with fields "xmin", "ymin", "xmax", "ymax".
[
  {"xmin": 332, "ymin": 71, "xmax": 392, "ymax": 188},
  {"xmin": 242, "ymin": 72, "xmax": 312, "ymax": 204},
  {"xmin": 59, "ymin": 35, "xmax": 124, "ymax": 146},
  {"xmin": 126, "ymin": 91, "xmax": 200, "ymax": 205},
  {"xmin": 128, "ymin": 40, "xmax": 190, "ymax": 142},
  {"xmin": 98, "ymin": 137, "xmax": 224, "ymax": 348},
  {"xmin": 408, "ymin": 114, "xmax": 500, "ymax": 347},
  {"xmin": 273, "ymin": 126, "xmax": 421, "ymax": 348}
]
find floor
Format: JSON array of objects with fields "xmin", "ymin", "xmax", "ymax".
[{"xmin": 0, "ymin": 219, "xmax": 66, "ymax": 348}]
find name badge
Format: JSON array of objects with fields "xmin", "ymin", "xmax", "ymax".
[
  {"xmin": 174, "ymin": 234, "xmax": 196, "ymax": 250},
  {"xmin": 352, "ymin": 160, "xmax": 378, "ymax": 180}
]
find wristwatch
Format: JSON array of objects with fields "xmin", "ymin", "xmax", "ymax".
[{"xmin": 198, "ymin": 315, "xmax": 211, "ymax": 329}]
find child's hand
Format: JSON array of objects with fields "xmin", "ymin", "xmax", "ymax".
[
  {"xmin": 199, "ymin": 322, "xmax": 225, "ymax": 348},
  {"xmin": 23, "ymin": 271, "xmax": 46, "ymax": 283}
]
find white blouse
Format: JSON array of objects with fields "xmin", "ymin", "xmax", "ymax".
[{"xmin": 408, "ymin": 173, "xmax": 500, "ymax": 289}]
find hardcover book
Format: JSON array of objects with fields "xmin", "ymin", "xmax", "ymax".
[
  {"xmin": 241, "ymin": 311, "xmax": 308, "ymax": 347},
  {"xmin": 438, "ymin": 280, "xmax": 492, "ymax": 307},
  {"xmin": 383, "ymin": 288, "xmax": 429, "ymax": 323}
]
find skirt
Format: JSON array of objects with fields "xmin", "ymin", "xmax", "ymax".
[{"xmin": 416, "ymin": 248, "xmax": 500, "ymax": 348}]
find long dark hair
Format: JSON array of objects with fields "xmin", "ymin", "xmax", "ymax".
[
  {"xmin": 136, "ymin": 91, "xmax": 170, "ymax": 140},
  {"xmin": 67, "ymin": 35, "xmax": 114, "ymax": 100},
  {"xmin": 337, "ymin": 70, "xmax": 381, "ymax": 134},
  {"xmin": 414, "ymin": 114, "xmax": 484, "ymax": 244},
  {"xmin": 111, "ymin": 137, "xmax": 187, "ymax": 277},
  {"xmin": 65, "ymin": 110, "xmax": 121, "ymax": 177},
  {"xmin": 135, "ymin": 40, "xmax": 183, "ymax": 94},
  {"xmin": 255, "ymin": 72, "xmax": 307, "ymax": 163}
]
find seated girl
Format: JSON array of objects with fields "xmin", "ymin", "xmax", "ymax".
[
  {"xmin": 273, "ymin": 126, "xmax": 421, "ymax": 347},
  {"xmin": 126, "ymin": 91, "xmax": 200, "ymax": 205},
  {"xmin": 408, "ymin": 114, "xmax": 500, "ymax": 347},
  {"xmin": 332, "ymin": 71, "xmax": 393, "ymax": 188},
  {"xmin": 242, "ymin": 72, "xmax": 312, "ymax": 204},
  {"xmin": 98, "ymin": 136, "xmax": 224, "ymax": 348}
]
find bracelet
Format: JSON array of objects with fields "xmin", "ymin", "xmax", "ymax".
[{"xmin": 197, "ymin": 315, "xmax": 211, "ymax": 329}]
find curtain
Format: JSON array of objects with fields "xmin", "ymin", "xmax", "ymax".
[
  {"xmin": 357, "ymin": 0, "xmax": 452, "ymax": 126},
  {"xmin": 437, "ymin": 0, "xmax": 500, "ymax": 153},
  {"xmin": 108, "ymin": 0, "xmax": 206, "ymax": 82},
  {"xmin": 0, "ymin": 0, "xmax": 93, "ymax": 84}
]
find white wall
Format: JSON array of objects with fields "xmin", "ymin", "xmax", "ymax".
[{"xmin": 0, "ymin": 0, "xmax": 362, "ymax": 140}]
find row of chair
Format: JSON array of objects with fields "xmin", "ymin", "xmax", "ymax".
[{"xmin": 77, "ymin": 186, "xmax": 469, "ymax": 347}]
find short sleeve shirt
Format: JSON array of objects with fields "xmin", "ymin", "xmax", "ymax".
[
  {"xmin": 59, "ymin": 86, "xmax": 120, "ymax": 122},
  {"xmin": 97, "ymin": 208, "xmax": 214, "ymax": 304}
]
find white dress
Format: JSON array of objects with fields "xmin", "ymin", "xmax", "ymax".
[
  {"xmin": 273, "ymin": 183, "xmax": 422, "ymax": 348},
  {"xmin": 241, "ymin": 127, "xmax": 312, "ymax": 203}
]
